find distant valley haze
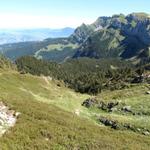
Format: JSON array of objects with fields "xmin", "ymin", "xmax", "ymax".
[
  {"xmin": 0, "ymin": 28, "xmax": 75, "ymax": 45},
  {"xmin": 0, "ymin": 0, "xmax": 149, "ymax": 44}
]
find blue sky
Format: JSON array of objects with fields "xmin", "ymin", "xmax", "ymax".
[{"xmin": 0, "ymin": 0, "xmax": 150, "ymax": 28}]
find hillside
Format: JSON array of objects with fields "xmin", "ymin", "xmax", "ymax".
[
  {"xmin": 73, "ymin": 13, "xmax": 150, "ymax": 62},
  {"xmin": 0, "ymin": 59, "xmax": 150, "ymax": 149},
  {"xmin": 73, "ymin": 28, "xmax": 124, "ymax": 58},
  {"xmin": 0, "ymin": 55, "xmax": 16, "ymax": 70},
  {"xmin": 0, "ymin": 38, "xmax": 78, "ymax": 61},
  {"xmin": 1, "ymin": 0, "xmax": 150, "ymax": 149}
]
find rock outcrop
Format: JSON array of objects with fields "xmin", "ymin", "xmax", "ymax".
[
  {"xmin": 0, "ymin": 102, "xmax": 20, "ymax": 137},
  {"xmin": 73, "ymin": 13, "xmax": 150, "ymax": 61},
  {"xmin": 82, "ymin": 98, "xmax": 98, "ymax": 108},
  {"xmin": 99, "ymin": 116, "xmax": 150, "ymax": 136}
]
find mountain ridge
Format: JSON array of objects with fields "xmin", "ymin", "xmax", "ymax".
[
  {"xmin": 72, "ymin": 12, "xmax": 150, "ymax": 61},
  {"xmin": 0, "ymin": 12, "xmax": 150, "ymax": 63}
]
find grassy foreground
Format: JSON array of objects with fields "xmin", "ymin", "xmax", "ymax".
[{"xmin": 0, "ymin": 70, "xmax": 150, "ymax": 149}]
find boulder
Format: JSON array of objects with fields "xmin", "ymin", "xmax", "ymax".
[
  {"xmin": 107, "ymin": 102, "xmax": 119, "ymax": 109},
  {"xmin": 82, "ymin": 98, "xmax": 97, "ymax": 108},
  {"xmin": 143, "ymin": 131, "xmax": 150, "ymax": 136},
  {"xmin": 132, "ymin": 76, "xmax": 144, "ymax": 83},
  {"xmin": 97, "ymin": 101, "xmax": 107, "ymax": 110},
  {"xmin": 137, "ymin": 128, "xmax": 141, "ymax": 132},
  {"xmin": 122, "ymin": 106, "xmax": 132, "ymax": 112},
  {"xmin": 124, "ymin": 124, "xmax": 133, "ymax": 130},
  {"xmin": 98, "ymin": 101, "xmax": 119, "ymax": 111},
  {"xmin": 99, "ymin": 117, "xmax": 118, "ymax": 129},
  {"xmin": 146, "ymin": 91, "xmax": 150, "ymax": 94},
  {"xmin": 110, "ymin": 107, "xmax": 118, "ymax": 112}
]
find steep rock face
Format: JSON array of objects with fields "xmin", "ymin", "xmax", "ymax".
[
  {"xmin": 70, "ymin": 23, "xmax": 94, "ymax": 44},
  {"xmin": 69, "ymin": 17, "xmax": 112, "ymax": 44},
  {"xmin": 74, "ymin": 29, "xmax": 124, "ymax": 58},
  {"xmin": 73, "ymin": 13, "xmax": 150, "ymax": 60},
  {"xmin": 130, "ymin": 20, "xmax": 150, "ymax": 45},
  {"xmin": 93, "ymin": 16, "xmax": 111, "ymax": 29},
  {"xmin": 109, "ymin": 13, "xmax": 150, "ymax": 45}
]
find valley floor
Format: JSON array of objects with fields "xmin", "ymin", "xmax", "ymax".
[{"xmin": 0, "ymin": 71, "xmax": 150, "ymax": 150}]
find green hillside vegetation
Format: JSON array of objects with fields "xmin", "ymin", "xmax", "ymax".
[
  {"xmin": 36, "ymin": 43, "xmax": 78, "ymax": 53},
  {"xmin": 0, "ymin": 12, "xmax": 150, "ymax": 150},
  {"xmin": 118, "ymin": 14, "xmax": 127, "ymax": 24},
  {"xmin": 0, "ymin": 55, "xmax": 15, "ymax": 70},
  {"xmin": 35, "ymin": 42, "xmax": 78, "ymax": 62},
  {"xmin": 93, "ymin": 84, "xmax": 150, "ymax": 133},
  {"xmin": 16, "ymin": 56, "xmax": 138, "ymax": 95},
  {"xmin": 0, "ymin": 38, "xmax": 79, "ymax": 62},
  {"xmin": 0, "ymin": 57, "xmax": 150, "ymax": 149},
  {"xmin": 0, "ymin": 41, "xmax": 49, "ymax": 61},
  {"xmin": 131, "ymin": 12, "xmax": 150, "ymax": 20}
]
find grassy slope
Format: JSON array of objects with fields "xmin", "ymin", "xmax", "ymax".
[
  {"xmin": 36, "ymin": 43, "xmax": 78, "ymax": 53},
  {"xmin": 95, "ymin": 84, "xmax": 150, "ymax": 130},
  {"xmin": 0, "ymin": 70, "xmax": 150, "ymax": 149},
  {"xmin": 34, "ymin": 43, "xmax": 78, "ymax": 62}
]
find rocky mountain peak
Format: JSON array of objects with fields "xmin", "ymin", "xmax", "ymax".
[
  {"xmin": 72, "ymin": 12, "xmax": 150, "ymax": 61},
  {"xmin": 126, "ymin": 12, "xmax": 150, "ymax": 21}
]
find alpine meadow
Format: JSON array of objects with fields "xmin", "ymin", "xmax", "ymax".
[{"xmin": 0, "ymin": 0, "xmax": 150, "ymax": 150}]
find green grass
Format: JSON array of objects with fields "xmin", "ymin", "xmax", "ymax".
[
  {"xmin": 45, "ymin": 43, "xmax": 78, "ymax": 51},
  {"xmin": 131, "ymin": 20, "xmax": 137, "ymax": 28},
  {"xmin": 132, "ymin": 12, "xmax": 150, "ymax": 20},
  {"xmin": 96, "ymin": 84, "xmax": 150, "ymax": 130},
  {"xmin": 0, "ymin": 70, "xmax": 150, "ymax": 149},
  {"xmin": 35, "ymin": 43, "xmax": 78, "ymax": 57}
]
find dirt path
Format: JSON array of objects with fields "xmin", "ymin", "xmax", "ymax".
[{"xmin": 42, "ymin": 76, "xmax": 52, "ymax": 85}]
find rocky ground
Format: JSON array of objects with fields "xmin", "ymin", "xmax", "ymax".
[
  {"xmin": 82, "ymin": 87, "xmax": 150, "ymax": 136},
  {"xmin": 0, "ymin": 102, "xmax": 20, "ymax": 137}
]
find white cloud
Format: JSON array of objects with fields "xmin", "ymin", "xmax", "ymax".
[{"xmin": 0, "ymin": 13, "xmax": 94, "ymax": 29}]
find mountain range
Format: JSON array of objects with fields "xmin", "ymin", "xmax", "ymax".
[
  {"xmin": 71, "ymin": 13, "xmax": 150, "ymax": 61},
  {"xmin": 0, "ymin": 12, "xmax": 150, "ymax": 63}
]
